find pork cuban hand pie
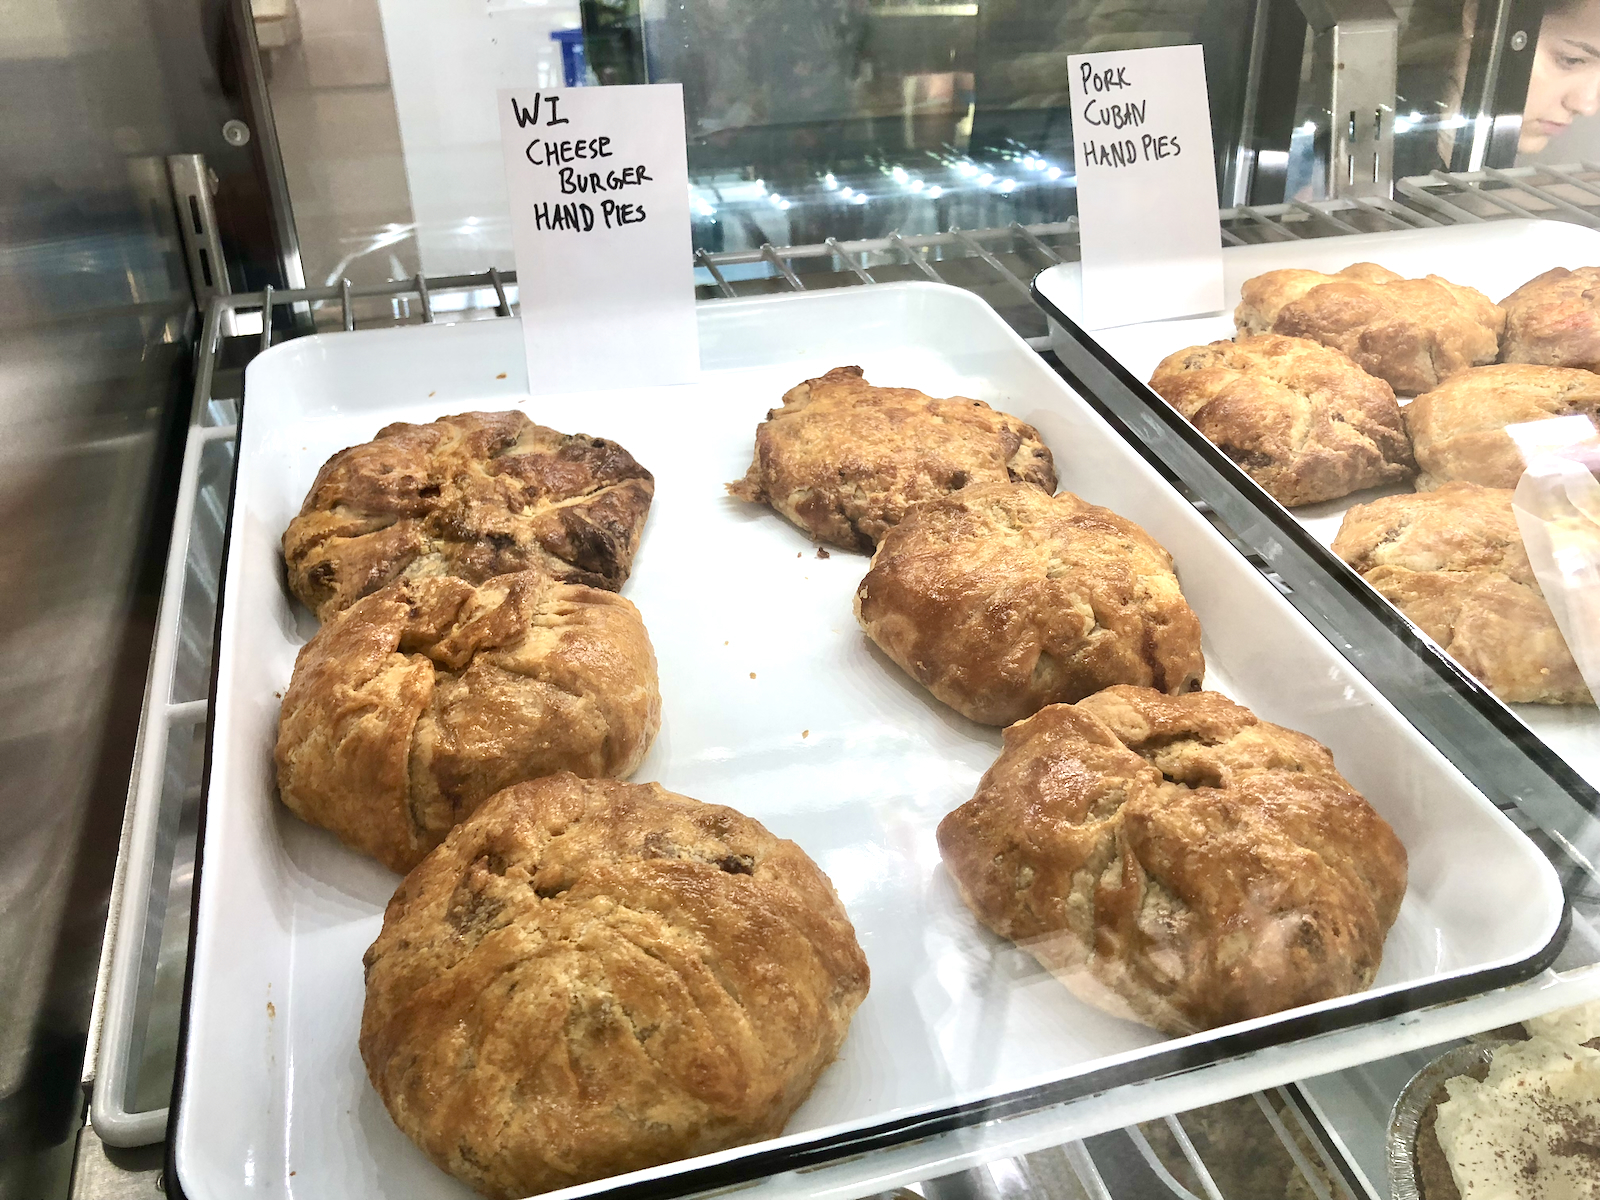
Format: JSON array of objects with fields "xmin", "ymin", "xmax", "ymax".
[
  {"xmin": 937, "ymin": 686, "xmax": 1408, "ymax": 1035},
  {"xmin": 276, "ymin": 570, "xmax": 661, "ymax": 873},
  {"xmin": 284, "ymin": 411, "xmax": 653, "ymax": 622},
  {"xmin": 854, "ymin": 481, "xmax": 1204, "ymax": 726},
  {"xmin": 1500, "ymin": 265, "xmax": 1600, "ymax": 370},
  {"xmin": 1404, "ymin": 363, "xmax": 1600, "ymax": 490},
  {"xmin": 726, "ymin": 365, "xmax": 1057, "ymax": 552},
  {"xmin": 360, "ymin": 774, "xmax": 870, "ymax": 1200},
  {"xmin": 1148, "ymin": 334, "xmax": 1414, "ymax": 506},
  {"xmin": 1331, "ymin": 483, "xmax": 1593, "ymax": 704},
  {"xmin": 1235, "ymin": 263, "xmax": 1504, "ymax": 394}
]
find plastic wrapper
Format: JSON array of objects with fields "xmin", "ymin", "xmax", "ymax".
[{"xmin": 1510, "ymin": 417, "xmax": 1600, "ymax": 706}]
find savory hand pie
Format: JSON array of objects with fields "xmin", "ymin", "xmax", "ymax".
[
  {"xmin": 360, "ymin": 773, "xmax": 870, "ymax": 1200},
  {"xmin": 1404, "ymin": 363, "xmax": 1600, "ymax": 490},
  {"xmin": 283, "ymin": 411, "xmax": 653, "ymax": 622},
  {"xmin": 937, "ymin": 686, "xmax": 1407, "ymax": 1034},
  {"xmin": 1501, "ymin": 265, "xmax": 1600, "ymax": 370},
  {"xmin": 727, "ymin": 366, "xmax": 1056, "ymax": 552},
  {"xmin": 1331, "ymin": 483, "xmax": 1592, "ymax": 704},
  {"xmin": 1148, "ymin": 334, "xmax": 1414, "ymax": 506},
  {"xmin": 854, "ymin": 481, "xmax": 1204, "ymax": 725},
  {"xmin": 275, "ymin": 570, "xmax": 661, "ymax": 873},
  {"xmin": 1235, "ymin": 263, "xmax": 1504, "ymax": 394}
]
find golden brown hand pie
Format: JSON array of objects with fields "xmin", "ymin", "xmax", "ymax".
[
  {"xmin": 854, "ymin": 481, "xmax": 1204, "ymax": 726},
  {"xmin": 275, "ymin": 571, "xmax": 661, "ymax": 873},
  {"xmin": 1331, "ymin": 483, "xmax": 1592, "ymax": 704},
  {"xmin": 1404, "ymin": 363, "xmax": 1600, "ymax": 490},
  {"xmin": 360, "ymin": 773, "xmax": 870, "ymax": 1200},
  {"xmin": 726, "ymin": 365, "xmax": 1056, "ymax": 552},
  {"xmin": 1501, "ymin": 265, "xmax": 1600, "ymax": 370},
  {"xmin": 1148, "ymin": 334, "xmax": 1414, "ymax": 506},
  {"xmin": 937, "ymin": 686, "xmax": 1407, "ymax": 1035},
  {"xmin": 1235, "ymin": 263, "xmax": 1504, "ymax": 394},
  {"xmin": 283, "ymin": 411, "xmax": 653, "ymax": 622}
]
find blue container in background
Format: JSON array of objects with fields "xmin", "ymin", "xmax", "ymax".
[{"xmin": 550, "ymin": 28, "xmax": 588, "ymax": 87}]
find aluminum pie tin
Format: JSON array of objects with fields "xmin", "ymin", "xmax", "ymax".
[{"xmin": 1387, "ymin": 1040, "xmax": 1515, "ymax": 1200}]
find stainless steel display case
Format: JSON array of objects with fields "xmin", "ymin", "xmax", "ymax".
[{"xmin": 73, "ymin": 166, "xmax": 1600, "ymax": 1200}]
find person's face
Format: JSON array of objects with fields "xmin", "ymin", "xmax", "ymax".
[{"xmin": 1522, "ymin": 6, "xmax": 1600, "ymax": 153}]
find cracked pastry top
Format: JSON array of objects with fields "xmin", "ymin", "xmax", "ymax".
[
  {"xmin": 1148, "ymin": 334, "xmax": 1415, "ymax": 506},
  {"xmin": 726, "ymin": 365, "xmax": 1056, "ymax": 552},
  {"xmin": 936, "ymin": 685, "xmax": 1408, "ymax": 1035},
  {"xmin": 275, "ymin": 570, "xmax": 661, "ymax": 873},
  {"xmin": 283, "ymin": 410, "xmax": 653, "ymax": 623},
  {"xmin": 1404, "ymin": 363, "xmax": 1600, "ymax": 490},
  {"xmin": 1234, "ymin": 262, "xmax": 1504, "ymax": 394},
  {"xmin": 1501, "ymin": 265, "xmax": 1600, "ymax": 372},
  {"xmin": 360, "ymin": 773, "xmax": 870, "ymax": 1200},
  {"xmin": 1331, "ymin": 482, "xmax": 1593, "ymax": 705},
  {"xmin": 854, "ymin": 480, "xmax": 1204, "ymax": 726}
]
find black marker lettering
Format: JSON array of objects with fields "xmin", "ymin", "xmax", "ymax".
[
  {"xmin": 1085, "ymin": 98, "xmax": 1145, "ymax": 128},
  {"xmin": 1079, "ymin": 64, "xmax": 1134, "ymax": 95},
  {"xmin": 531, "ymin": 200, "xmax": 596, "ymax": 230},
  {"xmin": 510, "ymin": 94, "xmax": 540, "ymax": 128},
  {"xmin": 600, "ymin": 199, "xmax": 647, "ymax": 226},
  {"xmin": 545, "ymin": 94, "xmax": 569, "ymax": 126}
]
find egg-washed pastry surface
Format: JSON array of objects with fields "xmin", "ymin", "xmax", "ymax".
[
  {"xmin": 854, "ymin": 481, "xmax": 1204, "ymax": 726},
  {"xmin": 1331, "ymin": 483, "xmax": 1592, "ymax": 704},
  {"xmin": 726, "ymin": 365, "xmax": 1056, "ymax": 552},
  {"xmin": 275, "ymin": 570, "xmax": 660, "ymax": 873},
  {"xmin": 1235, "ymin": 263, "xmax": 1504, "ymax": 394},
  {"xmin": 1501, "ymin": 265, "xmax": 1600, "ymax": 371},
  {"xmin": 360, "ymin": 774, "xmax": 870, "ymax": 1200},
  {"xmin": 283, "ymin": 411, "xmax": 653, "ymax": 622},
  {"xmin": 1428, "ymin": 1038, "xmax": 1600, "ymax": 1200},
  {"xmin": 1148, "ymin": 334, "xmax": 1414, "ymax": 506},
  {"xmin": 1405, "ymin": 363, "xmax": 1600, "ymax": 490},
  {"xmin": 936, "ymin": 686, "xmax": 1407, "ymax": 1035}
]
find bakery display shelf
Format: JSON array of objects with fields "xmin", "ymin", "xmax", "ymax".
[
  {"xmin": 1034, "ymin": 219, "xmax": 1600, "ymax": 1184},
  {"xmin": 170, "ymin": 277, "xmax": 1563, "ymax": 1200},
  {"xmin": 78, "ymin": 309, "xmax": 1378, "ymax": 1200},
  {"xmin": 1034, "ymin": 218, "xmax": 1600, "ymax": 838},
  {"xmin": 82, "ymin": 183, "xmax": 1600, "ymax": 1197}
]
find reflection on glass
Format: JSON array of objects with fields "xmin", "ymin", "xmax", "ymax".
[
  {"xmin": 1522, "ymin": 0, "xmax": 1600, "ymax": 154},
  {"xmin": 636, "ymin": 0, "xmax": 1258, "ymax": 262}
]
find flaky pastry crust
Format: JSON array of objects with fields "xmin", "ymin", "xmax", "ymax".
[
  {"xmin": 275, "ymin": 571, "xmax": 661, "ymax": 872},
  {"xmin": 854, "ymin": 481, "xmax": 1204, "ymax": 725},
  {"xmin": 1500, "ymin": 265, "xmax": 1600, "ymax": 371},
  {"xmin": 1235, "ymin": 263, "xmax": 1503, "ymax": 394},
  {"xmin": 1331, "ymin": 483, "xmax": 1592, "ymax": 704},
  {"xmin": 937, "ymin": 686, "xmax": 1407, "ymax": 1034},
  {"xmin": 1404, "ymin": 363, "xmax": 1600, "ymax": 490},
  {"xmin": 360, "ymin": 774, "xmax": 869, "ymax": 1200},
  {"xmin": 283, "ymin": 411, "xmax": 653, "ymax": 622},
  {"xmin": 727, "ymin": 366, "xmax": 1056, "ymax": 551},
  {"xmin": 1149, "ymin": 334, "xmax": 1414, "ymax": 506}
]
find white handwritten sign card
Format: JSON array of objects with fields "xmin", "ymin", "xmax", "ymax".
[
  {"xmin": 1066, "ymin": 45, "xmax": 1224, "ymax": 330},
  {"xmin": 498, "ymin": 84, "xmax": 698, "ymax": 393}
]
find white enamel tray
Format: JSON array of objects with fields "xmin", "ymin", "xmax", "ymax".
[
  {"xmin": 173, "ymin": 282, "xmax": 1563, "ymax": 1200},
  {"xmin": 1035, "ymin": 218, "xmax": 1600, "ymax": 793}
]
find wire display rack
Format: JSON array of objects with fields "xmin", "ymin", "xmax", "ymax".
[{"xmin": 83, "ymin": 164, "xmax": 1600, "ymax": 1194}]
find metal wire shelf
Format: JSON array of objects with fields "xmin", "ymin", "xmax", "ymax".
[{"xmin": 232, "ymin": 163, "xmax": 1600, "ymax": 350}]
